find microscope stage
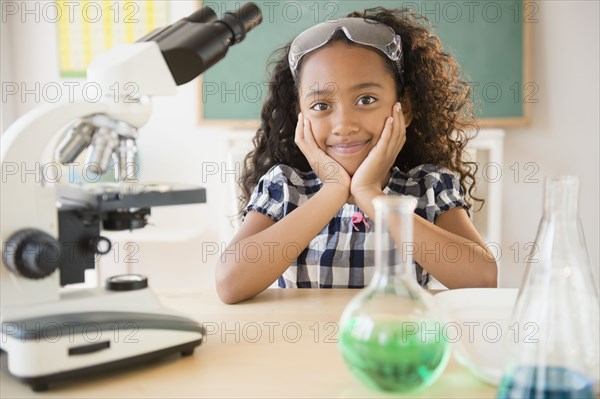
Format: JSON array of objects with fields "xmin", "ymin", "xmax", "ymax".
[{"xmin": 56, "ymin": 182, "xmax": 207, "ymax": 212}]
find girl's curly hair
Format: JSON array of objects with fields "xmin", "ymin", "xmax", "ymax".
[{"xmin": 238, "ymin": 7, "xmax": 482, "ymax": 215}]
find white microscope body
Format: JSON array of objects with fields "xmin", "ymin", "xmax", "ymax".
[
  {"xmin": 0, "ymin": 41, "xmax": 203, "ymax": 392},
  {"xmin": 1, "ymin": 3, "xmax": 262, "ymax": 391}
]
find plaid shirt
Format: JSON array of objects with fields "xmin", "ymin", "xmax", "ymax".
[{"xmin": 242, "ymin": 163, "xmax": 468, "ymax": 289}]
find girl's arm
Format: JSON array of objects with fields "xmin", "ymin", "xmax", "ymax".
[
  {"xmin": 420, "ymin": 206, "xmax": 497, "ymax": 288},
  {"xmin": 215, "ymin": 183, "xmax": 348, "ymax": 304},
  {"xmin": 354, "ymin": 188, "xmax": 498, "ymax": 288}
]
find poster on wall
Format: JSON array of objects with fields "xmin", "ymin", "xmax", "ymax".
[{"xmin": 56, "ymin": 0, "xmax": 170, "ymax": 77}]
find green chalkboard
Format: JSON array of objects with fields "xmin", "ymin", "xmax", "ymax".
[{"xmin": 199, "ymin": 0, "xmax": 532, "ymax": 127}]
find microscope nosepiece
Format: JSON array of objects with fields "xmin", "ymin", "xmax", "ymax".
[
  {"xmin": 85, "ymin": 127, "xmax": 120, "ymax": 173},
  {"xmin": 114, "ymin": 137, "xmax": 138, "ymax": 182},
  {"xmin": 56, "ymin": 121, "xmax": 96, "ymax": 164}
]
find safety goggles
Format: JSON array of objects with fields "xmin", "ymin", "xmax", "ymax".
[{"xmin": 288, "ymin": 18, "xmax": 403, "ymax": 80}]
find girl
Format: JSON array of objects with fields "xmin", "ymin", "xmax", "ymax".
[{"xmin": 216, "ymin": 7, "xmax": 498, "ymax": 304}]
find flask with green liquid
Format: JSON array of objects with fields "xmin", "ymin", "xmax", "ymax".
[
  {"xmin": 338, "ymin": 196, "xmax": 450, "ymax": 393},
  {"xmin": 497, "ymin": 176, "xmax": 599, "ymax": 399}
]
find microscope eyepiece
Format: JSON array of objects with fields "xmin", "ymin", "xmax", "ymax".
[
  {"xmin": 219, "ymin": 2, "xmax": 263, "ymax": 44},
  {"xmin": 149, "ymin": 2, "xmax": 263, "ymax": 85}
]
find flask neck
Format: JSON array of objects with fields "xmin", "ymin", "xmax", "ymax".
[
  {"xmin": 371, "ymin": 196, "xmax": 416, "ymax": 290},
  {"xmin": 543, "ymin": 176, "xmax": 578, "ymax": 219},
  {"xmin": 525, "ymin": 175, "xmax": 597, "ymax": 292},
  {"xmin": 371, "ymin": 264, "xmax": 415, "ymax": 291}
]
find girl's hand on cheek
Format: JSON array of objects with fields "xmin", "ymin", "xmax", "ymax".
[
  {"xmin": 351, "ymin": 102, "xmax": 407, "ymax": 198},
  {"xmin": 294, "ymin": 113, "xmax": 351, "ymax": 193}
]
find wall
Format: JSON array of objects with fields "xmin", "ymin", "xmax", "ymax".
[
  {"xmin": 1, "ymin": 1, "xmax": 598, "ymax": 289},
  {"xmin": 500, "ymin": 1, "xmax": 599, "ymax": 287}
]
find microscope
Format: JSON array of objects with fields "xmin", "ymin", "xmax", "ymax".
[{"xmin": 0, "ymin": 3, "xmax": 262, "ymax": 391}]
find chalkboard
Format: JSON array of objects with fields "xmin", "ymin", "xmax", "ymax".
[{"xmin": 198, "ymin": 0, "xmax": 532, "ymax": 127}]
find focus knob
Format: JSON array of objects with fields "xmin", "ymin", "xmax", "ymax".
[
  {"xmin": 2, "ymin": 229, "xmax": 62, "ymax": 279},
  {"xmin": 89, "ymin": 236, "xmax": 112, "ymax": 255}
]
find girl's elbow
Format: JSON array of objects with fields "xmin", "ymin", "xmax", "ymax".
[
  {"xmin": 215, "ymin": 278, "xmax": 244, "ymax": 304},
  {"xmin": 483, "ymin": 273, "xmax": 498, "ymax": 288},
  {"xmin": 217, "ymin": 289, "xmax": 242, "ymax": 305},
  {"xmin": 483, "ymin": 261, "xmax": 498, "ymax": 288},
  {"xmin": 215, "ymin": 265, "xmax": 243, "ymax": 304}
]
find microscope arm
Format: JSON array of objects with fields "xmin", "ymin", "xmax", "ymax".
[
  {"xmin": 1, "ymin": 39, "xmax": 171, "ymax": 304},
  {"xmin": 0, "ymin": 98, "xmax": 150, "ymax": 307},
  {"xmin": 2, "ymin": 102, "xmax": 112, "ymax": 231}
]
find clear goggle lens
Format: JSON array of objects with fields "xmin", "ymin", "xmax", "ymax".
[{"xmin": 289, "ymin": 18, "xmax": 403, "ymax": 80}]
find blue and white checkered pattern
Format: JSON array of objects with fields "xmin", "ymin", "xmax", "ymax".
[{"xmin": 242, "ymin": 163, "xmax": 468, "ymax": 289}]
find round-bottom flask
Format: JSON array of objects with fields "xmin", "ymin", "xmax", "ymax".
[{"xmin": 338, "ymin": 196, "xmax": 450, "ymax": 393}]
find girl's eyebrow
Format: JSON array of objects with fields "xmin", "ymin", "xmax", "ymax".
[
  {"xmin": 350, "ymin": 82, "xmax": 383, "ymax": 91},
  {"xmin": 304, "ymin": 82, "xmax": 383, "ymax": 100}
]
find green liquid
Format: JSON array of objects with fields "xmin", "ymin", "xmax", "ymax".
[{"xmin": 339, "ymin": 318, "xmax": 449, "ymax": 392}]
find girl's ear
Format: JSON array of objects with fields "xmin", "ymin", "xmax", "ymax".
[{"xmin": 400, "ymin": 95, "xmax": 413, "ymax": 127}]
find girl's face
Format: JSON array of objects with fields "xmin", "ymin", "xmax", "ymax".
[{"xmin": 297, "ymin": 41, "xmax": 399, "ymax": 176}]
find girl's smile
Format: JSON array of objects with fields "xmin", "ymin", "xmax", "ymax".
[{"xmin": 327, "ymin": 139, "xmax": 372, "ymax": 155}]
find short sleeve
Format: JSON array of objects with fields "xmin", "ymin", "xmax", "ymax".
[
  {"xmin": 242, "ymin": 165, "xmax": 306, "ymax": 222},
  {"xmin": 423, "ymin": 167, "xmax": 470, "ymax": 219}
]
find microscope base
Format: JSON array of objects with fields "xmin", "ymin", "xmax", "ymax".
[
  {"xmin": 1, "ymin": 289, "xmax": 205, "ymax": 391},
  {"xmin": 3, "ymin": 339, "xmax": 201, "ymax": 392}
]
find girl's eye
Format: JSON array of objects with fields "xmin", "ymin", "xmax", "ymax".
[
  {"xmin": 310, "ymin": 103, "xmax": 329, "ymax": 111},
  {"xmin": 357, "ymin": 96, "xmax": 376, "ymax": 105}
]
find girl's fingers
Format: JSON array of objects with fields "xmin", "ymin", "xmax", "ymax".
[
  {"xmin": 304, "ymin": 117, "xmax": 316, "ymax": 146},
  {"xmin": 375, "ymin": 116, "xmax": 394, "ymax": 151},
  {"xmin": 395, "ymin": 102, "xmax": 406, "ymax": 134},
  {"xmin": 295, "ymin": 115, "xmax": 324, "ymax": 166},
  {"xmin": 392, "ymin": 102, "xmax": 406, "ymax": 153},
  {"xmin": 294, "ymin": 113, "xmax": 304, "ymax": 143}
]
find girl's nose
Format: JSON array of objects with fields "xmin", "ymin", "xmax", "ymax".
[{"xmin": 331, "ymin": 106, "xmax": 359, "ymax": 136}]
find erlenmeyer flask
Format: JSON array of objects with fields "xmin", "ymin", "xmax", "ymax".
[
  {"xmin": 338, "ymin": 196, "xmax": 450, "ymax": 393},
  {"xmin": 497, "ymin": 176, "xmax": 599, "ymax": 398}
]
